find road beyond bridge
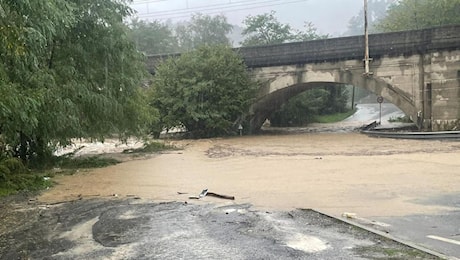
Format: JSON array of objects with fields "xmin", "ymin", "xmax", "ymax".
[{"xmin": 147, "ymin": 25, "xmax": 460, "ymax": 133}]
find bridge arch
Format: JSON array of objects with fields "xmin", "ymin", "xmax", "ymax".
[{"xmin": 249, "ymin": 69, "xmax": 418, "ymax": 133}]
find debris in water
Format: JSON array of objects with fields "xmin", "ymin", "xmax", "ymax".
[
  {"xmin": 199, "ymin": 189, "xmax": 208, "ymax": 198},
  {"xmin": 342, "ymin": 212, "xmax": 356, "ymax": 218},
  {"xmin": 207, "ymin": 192, "xmax": 235, "ymax": 200},
  {"xmin": 188, "ymin": 188, "xmax": 234, "ymax": 200}
]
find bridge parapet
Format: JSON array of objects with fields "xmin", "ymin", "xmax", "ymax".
[
  {"xmin": 237, "ymin": 25, "xmax": 460, "ymax": 68},
  {"xmin": 147, "ymin": 25, "xmax": 460, "ymax": 71}
]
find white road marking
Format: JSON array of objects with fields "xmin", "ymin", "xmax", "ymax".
[{"xmin": 427, "ymin": 235, "xmax": 460, "ymax": 246}]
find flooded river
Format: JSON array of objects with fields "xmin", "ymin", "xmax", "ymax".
[{"xmin": 40, "ymin": 131, "xmax": 460, "ymax": 218}]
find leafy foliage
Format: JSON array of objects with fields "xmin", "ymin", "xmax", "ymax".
[
  {"xmin": 270, "ymin": 86, "xmax": 349, "ymax": 127},
  {"xmin": 345, "ymin": 0, "xmax": 395, "ymax": 36},
  {"xmin": 296, "ymin": 22, "xmax": 329, "ymax": 41},
  {"xmin": 129, "ymin": 19, "xmax": 178, "ymax": 55},
  {"xmin": 240, "ymin": 11, "xmax": 327, "ymax": 46},
  {"xmin": 129, "ymin": 13, "xmax": 233, "ymax": 54},
  {"xmin": 241, "ymin": 11, "xmax": 295, "ymax": 46},
  {"xmin": 0, "ymin": 158, "xmax": 51, "ymax": 196},
  {"xmin": 151, "ymin": 45, "xmax": 257, "ymax": 138},
  {"xmin": 376, "ymin": 0, "xmax": 460, "ymax": 32},
  {"xmin": 270, "ymin": 89, "xmax": 330, "ymax": 126},
  {"xmin": 0, "ymin": 0, "xmax": 153, "ymax": 164},
  {"xmin": 175, "ymin": 14, "xmax": 233, "ymax": 51}
]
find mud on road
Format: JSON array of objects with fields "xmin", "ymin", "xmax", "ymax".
[{"xmin": 0, "ymin": 197, "xmax": 437, "ymax": 260}]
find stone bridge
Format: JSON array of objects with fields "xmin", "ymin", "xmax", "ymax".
[{"xmin": 147, "ymin": 25, "xmax": 460, "ymax": 133}]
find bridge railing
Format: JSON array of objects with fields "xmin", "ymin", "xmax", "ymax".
[
  {"xmin": 237, "ymin": 24, "xmax": 460, "ymax": 67},
  {"xmin": 147, "ymin": 25, "xmax": 460, "ymax": 70}
]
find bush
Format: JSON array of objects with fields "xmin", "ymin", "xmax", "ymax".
[
  {"xmin": 0, "ymin": 158, "xmax": 51, "ymax": 197},
  {"xmin": 2, "ymin": 158, "xmax": 27, "ymax": 173},
  {"xmin": 151, "ymin": 45, "xmax": 257, "ymax": 138}
]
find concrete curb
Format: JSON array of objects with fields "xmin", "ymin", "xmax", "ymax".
[{"xmin": 310, "ymin": 209, "xmax": 458, "ymax": 260}]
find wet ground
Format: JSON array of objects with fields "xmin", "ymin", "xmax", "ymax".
[
  {"xmin": 1, "ymin": 103, "xmax": 460, "ymax": 259},
  {"xmin": 0, "ymin": 198, "xmax": 438, "ymax": 259}
]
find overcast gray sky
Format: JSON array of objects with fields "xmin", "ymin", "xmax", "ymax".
[{"xmin": 130, "ymin": 0, "xmax": 364, "ymax": 36}]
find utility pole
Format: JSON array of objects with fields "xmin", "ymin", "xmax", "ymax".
[
  {"xmin": 351, "ymin": 85, "xmax": 355, "ymax": 110},
  {"xmin": 364, "ymin": 0, "xmax": 372, "ymax": 76}
]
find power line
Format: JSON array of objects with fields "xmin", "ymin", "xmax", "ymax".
[
  {"xmin": 131, "ymin": 0, "xmax": 273, "ymax": 6},
  {"xmin": 134, "ymin": 0, "xmax": 289, "ymax": 16},
  {"xmin": 135, "ymin": 0, "xmax": 308, "ymax": 20},
  {"xmin": 131, "ymin": 0, "xmax": 169, "ymax": 4},
  {"xmin": 134, "ymin": 0, "xmax": 283, "ymax": 15}
]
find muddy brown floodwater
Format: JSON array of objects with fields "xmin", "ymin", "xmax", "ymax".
[{"xmin": 40, "ymin": 132, "xmax": 460, "ymax": 218}]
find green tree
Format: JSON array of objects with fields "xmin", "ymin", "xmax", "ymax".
[
  {"xmin": 175, "ymin": 14, "xmax": 233, "ymax": 51},
  {"xmin": 295, "ymin": 22, "xmax": 329, "ymax": 41},
  {"xmin": 129, "ymin": 19, "xmax": 178, "ymax": 55},
  {"xmin": 323, "ymin": 85, "xmax": 349, "ymax": 114},
  {"xmin": 376, "ymin": 0, "xmax": 460, "ymax": 32},
  {"xmin": 345, "ymin": 0, "xmax": 394, "ymax": 36},
  {"xmin": 240, "ymin": 11, "xmax": 295, "ymax": 46},
  {"xmin": 0, "ymin": 0, "xmax": 74, "ymax": 162},
  {"xmin": 151, "ymin": 45, "xmax": 257, "ymax": 138},
  {"xmin": 241, "ymin": 11, "xmax": 327, "ymax": 46},
  {"xmin": 0, "ymin": 0, "xmax": 153, "ymax": 164},
  {"xmin": 270, "ymin": 86, "xmax": 349, "ymax": 127},
  {"xmin": 270, "ymin": 89, "xmax": 330, "ymax": 126}
]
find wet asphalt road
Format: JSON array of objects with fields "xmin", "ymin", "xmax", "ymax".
[
  {"xmin": 377, "ymin": 212, "xmax": 460, "ymax": 258},
  {"xmin": 0, "ymin": 199, "xmax": 438, "ymax": 260},
  {"xmin": 372, "ymin": 193, "xmax": 460, "ymax": 259},
  {"xmin": 346, "ymin": 104, "xmax": 460, "ymax": 258}
]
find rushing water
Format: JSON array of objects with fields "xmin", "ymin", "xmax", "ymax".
[{"xmin": 41, "ymin": 131, "xmax": 460, "ymax": 218}]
